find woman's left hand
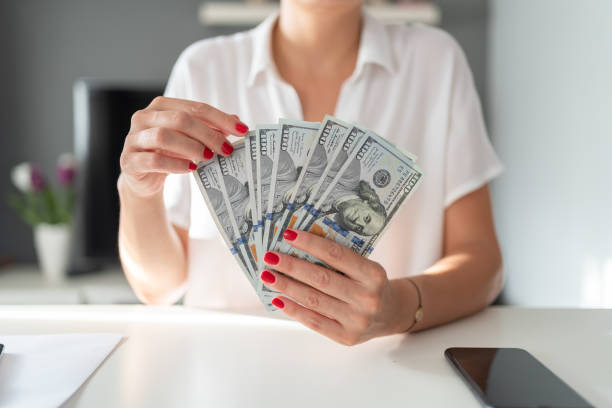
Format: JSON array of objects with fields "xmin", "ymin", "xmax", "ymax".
[{"xmin": 260, "ymin": 229, "xmax": 410, "ymax": 346}]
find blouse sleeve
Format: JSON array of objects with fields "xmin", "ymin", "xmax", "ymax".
[{"xmin": 444, "ymin": 40, "xmax": 503, "ymax": 208}]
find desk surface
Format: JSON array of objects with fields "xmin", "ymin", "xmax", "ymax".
[{"xmin": 0, "ymin": 306, "xmax": 610, "ymax": 408}]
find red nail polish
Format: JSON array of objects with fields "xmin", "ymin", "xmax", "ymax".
[
  {"xmin": 235, "ymin": 122, "xmax": 248, "ymax": 134},
  {"xmin": 189, "ymin": 162, "xmax": 197, "ymax": 171},
  {"xmin": 222, "ymin": 142, "xmax": 234, "ymax": 155},
  {"xmin": 203, "ymin": 147, "xmax": 214, "ymax": 160},
  {"xmin": 283, "ymin": 229, "xmax": 298, "ymax": 241},
  {"xmin": 272, "ymin": 297, "xmax": 284, "ymax": 309},
  {"xmin": 260, "ymin": 270, "xmax": 276, "ymax": 284},
  {"xmin": 264, "ymin": 252, "xmax": 279, "ymax": 265}
]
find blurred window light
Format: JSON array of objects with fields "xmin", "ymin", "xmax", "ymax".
[{"xmin": 581, "ymin": 257, "xmax": 612, "ymax": 308}]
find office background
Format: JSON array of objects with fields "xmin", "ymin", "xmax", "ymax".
[{"xmin": 0, "ymin": 0, "xmax": 610, "ymax": 307}]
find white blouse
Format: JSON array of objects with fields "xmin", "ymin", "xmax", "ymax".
[{"xmin": 163, "ymin": 12, "xmax": 503, "ymax": 309}]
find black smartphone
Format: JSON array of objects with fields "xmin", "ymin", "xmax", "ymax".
[
  {"xmin": 0, "ymin": 343, "xmax": 3, "ymax": 356},
  {"xmin": 445, "ymin": 347, "xmax": 593, "ymax": 408}
]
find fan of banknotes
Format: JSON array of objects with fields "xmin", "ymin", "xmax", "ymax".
[{"xmin": 193, "ymin": 115, "xmax": 424, "ymax": 310}]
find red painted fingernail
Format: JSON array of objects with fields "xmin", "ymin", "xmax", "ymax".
[
  {"xmin": 235, "ymin": 122, "xmax": 248, "ymax": 134},
  {"xmin": 189, "ymin": 162, "xmax": 197, "ymax": 171},
  {"xmin": 283, "ymin": 229, "xmax": 298, "ymax": 241},
  {"xmin": 264, "ymin": 252, "xmax": 279, "ymax": 265},
  {"xmin": 203, "ymin": 147, "xmax": 214, "ymax": 160},
  {"xmin": 260, "ymin": 270, "xmax": 276, "ymax": 284},
  {"xmin": 272, "ymin": 297, "xmax": 285, "ymax": 309},
  {"xmin": 222, "ymin": 142, "xmax": 234, "ymax": 155}
]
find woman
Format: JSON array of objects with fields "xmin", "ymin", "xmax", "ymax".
[{"xmin": 118, "ymin": 0, "xmax": 503, "ymax": 346}]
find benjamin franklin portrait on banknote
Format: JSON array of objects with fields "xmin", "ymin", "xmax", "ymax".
[
  {"xmin": 282, "ymin": 140, "xmax": 328, "ymax": 209},
  {"xmin": 259, "ymin": 151, "xmax": 274, "ymax": 218},
  {"xmin": 220, "ymin": 172, "xmax": 251, "ymax": 235},
  {"xmin": 270, "ymin": 148, "xmax": 300, "ymax": 222},
  {"xmin": 201, "ymin": 180, "xmax": 250, "ymax": 270},
  {"xmin": 200, "ymin": 176, "xmax": 234, "ymax": 239},
  {"xmin": 315, "ymin": 160, "xmax": 387, "ymax": 236}
]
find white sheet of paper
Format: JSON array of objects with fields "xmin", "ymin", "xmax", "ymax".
[{"xmin": 0, "ymin": 333, "xmax": 123, "ymax": 408}]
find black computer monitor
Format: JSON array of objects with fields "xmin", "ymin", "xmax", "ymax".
[{"xmin": 72, "ymin": 79, "xmax": 164, "ymax": 273}]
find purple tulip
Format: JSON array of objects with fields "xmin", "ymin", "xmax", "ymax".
[
  {"xmin": 30, "ymin": 165, "xmax": 46, "ymax": 192},
  {"xmin": 56, "ymin": 153, "xmax": 76, "ymax": 187},
  {"xmin": 57, "ymin": 166, "xmax": 75, "ymax": 187}
]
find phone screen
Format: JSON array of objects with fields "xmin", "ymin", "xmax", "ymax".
[{"xmin": 445, "ymin": 347, "xmax": 593, "ymax": 408}]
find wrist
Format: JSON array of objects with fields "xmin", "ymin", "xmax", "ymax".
[
  {"xmin": 117, "ymin": 173, "xmax": 164, "ymax": 201},
  {"xmin": 388, "ymin": 278, "xmax": 422, "ymax": 334}
]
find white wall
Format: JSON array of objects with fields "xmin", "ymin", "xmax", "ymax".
[{"xmin": 488, "ymin": 1, "xmax": 612, "ymax": 307}]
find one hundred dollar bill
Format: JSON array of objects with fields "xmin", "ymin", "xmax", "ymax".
[
  {"xmin": 255, "ymin": 125, "xmax": 281, "ymax": 304},
  {"xmin": 217, "ymin": 140, "xmax": 259, "ymax": 279},
  {"xmin": 288, "ymin": 132, "xmax": 423, "ymax": 262},
  {"xmin": 244, "ymin": 133, "xmax": 262, "ymax": 270},
  {"xmin": 291, "ymin": 124, "xmax": 368, "ymax": 234},
  {"xmin": 256, "ymin": 125, "xmax": 280, "ymax": 260},
  {"xmin": 262, "ymin": 119, "xmax": 319, "ymax": 253},
  {"xmin": 271, "ymin": 116, "xmax": 351, "ymax": 252},
  {"xmin": 192, "ymin": 161, "xmax": 256, "ymax": 289},
  {"xmin": 259, "ymin": 120, "xmax": 319, "ymax": 308}
]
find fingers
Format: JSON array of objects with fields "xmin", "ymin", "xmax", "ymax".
[
  {"xmin": 262, "ymin": 251, "xmax": 362, "ymax": 304},
  {"xmin": 122, "ymin": 151, "xmax": 194, "ymax": 175},
  {"xmin": 148, "ymin": 96, "xmax": 249, "ymax": 137},
  {"xmin": 129, "ymin": 127, "xmax": 211, "ymax": 162},
  {"xmin": 282, "ymin": 230, "xmax": 384, "ymax": 284},
  {"xmin": 273, "ymin": 296, "xmax": 356, "ymax": 345},
  {"xmin": 131, "ymin": 109, "xmax": 232, "ymax": 156},
  {"xmin": 260, "ymin": 268, "xmax": 348, "ymax": 321}
]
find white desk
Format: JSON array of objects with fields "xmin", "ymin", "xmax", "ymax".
[{"xmin": 0, "ymin": 306, "xmax": 610, "ymax": 407}]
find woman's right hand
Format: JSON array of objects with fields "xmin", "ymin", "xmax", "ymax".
[{"xmin": 119, "ymin": 96, "xmax": 249, "ymax": 197}]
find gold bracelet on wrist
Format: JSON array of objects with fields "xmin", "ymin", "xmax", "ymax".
[{"xmin": 406, "ymin": 278, "xmax": 423, "ymax": 332}]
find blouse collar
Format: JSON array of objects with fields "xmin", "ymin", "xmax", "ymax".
[{"xmin": 247, "ymin": 10, "xmax": 396, "ymax": 88}]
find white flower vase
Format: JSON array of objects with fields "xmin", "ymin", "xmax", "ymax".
[{"xmin": 33, "ymin": 223, "xmax": 72, "ymax": 284}]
